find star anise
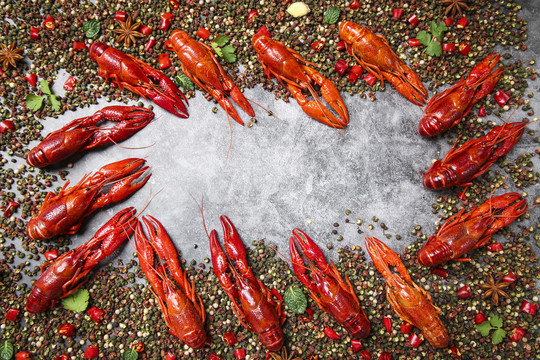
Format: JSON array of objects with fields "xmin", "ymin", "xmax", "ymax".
[
  {"xmin": 479, "ymin": 274, "xmax": 510, "ymax": 306},
  {"xmin": 269, "ymin": 348, "xmax": 302, "ymax": 360},
  {"xmin": 441, "ymin": 0, "xmax": 470, "ymax": 19},
  {"xmin": 0, "ymin": 43, "xmax": 24, "ymax": 71},
  {"xmin": 113, "ymin": 11, "xmax": 144, "ymax": 48}
]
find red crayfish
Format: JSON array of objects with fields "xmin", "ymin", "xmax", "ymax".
[
  {"xmin": 169, "ymin": 30, "xmax": 255, "ymax": 125},
  {"xmin": 134, "ymin": 216, "xmax": 207, "ymax": 349},
  {"xmin": 418, "ymin": 53, "xmax": 503, "ymax": 137},
  {"xmin": 290, "ymin": 229, "xmax": 371, "ymax": 338},
  {"xmin": 26, "ymin": 207, "xmax": 136, "ymax": 313},
  {"xmin": 252, "ymin": 33, "xmax": 349, "ymax": 129},
  {"xmin": 418, "ymin": 192, "xmax": 527, "ymax": 267},
  {"xmin": 210, "ymin": 215, "xmax": 284, "ymax": 351},
  {"xmin": 26, "ymin": 158, "xmax": 150, "ymax": 241},
  {"xmin": 27, "ymin": 106, "xmax": 154, "ymax": 168},
  {"xmin": 339, "ymin": 21, "xmax": 427, "ymax": 106},
  {"xmin": 365, "ymin": 237, "xmax": 449, "ymax": 348},
  {"xmin": 89, "ymin": 42, "xmax": 189, "ymax": 118},
  {"xmin": 423, "ymin": 122, "xmax": 527, "ymax": 190}
]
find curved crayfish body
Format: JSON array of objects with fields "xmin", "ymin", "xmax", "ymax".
[
  {"xmin": 27, "ymin": 208, "xmax": 136, "ymax": 313},
  {"xmin": 169, "ymin": 30, "xmax": 254, "ymax": 125},
  {"xmin": 89, "ymin": 43, "xmax": 189, "ymax": 118},
  {"xmin": 209, "ymin": 216, "xmax": 284, "ymax": 351},
  {"xmin": 339, "ymin": 21, "xmax": 427, "ymax": 106},
  {"xmin": 365, "ymin": 237, "xmax": 449, "ymax": 348},
  {"xmin": 26, "ymin": 158, "xmax": 150, "ymax": 241},
  {"xmin": 418, "ymin": 192, "xmax": 527, "ymax": 266},
  {"xmin": 418, "ymin": 53, "xmax": 503, "ymax": 137},
  {"xmin": 423, "ymin": 122, "xmax": 527, "ymax": 190},
  {"xmin": 27, "ymin": 106, "xmax": 154, "ymax": 168},
  {"xmin": 134, "ymin": 216, "xmax": 207, "ymax": 349},
  {"xmin": 290, "ymin": 229, "xmax": 370, "ymax": 338},
  {"xmin": 252, "ymin": 33, "xmax": 349, "ymax": 129}
]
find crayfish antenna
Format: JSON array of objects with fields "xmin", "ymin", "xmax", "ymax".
[
  {"xmin": 190, "ymin": 193, "xmax": 211, "ymax": 240},
  {"xmin": 247, "ymin": 99, "xmax": 283, "ymax": 123}
]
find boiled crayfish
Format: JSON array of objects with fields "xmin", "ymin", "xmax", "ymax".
[
  {"xmin": 423, "ymin": 122, "xmax": 527, "ymax": 190},
  {"xmin": 169, "ymin": 30, "xmax": 255, "ymax": 125},
  {"xmin": 252, "ymin": 33, "xmax": 349, "ymax": 129},
  {"xmin": 289, "ymin": 229, "xmax": 370, "ymax": 338},
  {"xmin": 27, "ymin": 106, "xmax": 154, "ymax": 168},
  {"xmin": 210, "ymin": 215, "xmax": 284, "ymax": 351},
  {"xmin": 339, "ymin": 21, "xmax": 427, "ymax": 106},
  {"xmin": 418, "ymin": 53, "xmax": 503, "ymax": 136},
  {"xmin": 89, "ymin": 42, "xmax": 189, "ymax": 118},
  {"xmin": 365, "ymin": 237, "xmax": 449, "ymax": 348},
  {"xmin": 418, "ymin": 192, "xmax": 527, "ymax": 266},
  {"xmin": 27, "ymin": 158, "xmax": 150, "ymax": 241},
  {"xmin": 26, "ymin": 207, "xmax": 136, "ymax": 313},
  {"xmin": 134, "ymin": 216, "xmax": 207, "ymax": 349}
]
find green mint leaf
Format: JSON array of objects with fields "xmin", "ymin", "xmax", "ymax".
[
  {"xmin": 489, "ymin": 313, "xmax": 503, "ymax": 328},
  {"xmin": 39, "ymin": 79, "xmax": 52, "ymax": 95},
  {"xmin": 476, "ymin": 321, "xmax": 493, "ymax": 336},
  {"xmin": 61, "ymin": 288, "xmax": 89, "ymax": 312},
  {"xmin": 83, "ymin": 20, "xmax": 101, "ymax": 38},
  {"xmin": 123, "ymin": 348, "xmax": 139, "ymax": 360},
  {"xmin": 283, "ymin": 286, "xmax": 307, "ymax": 314},
  {"xmin": 221, "ymin": 45, "xmax": 236, "ymax": 63},
  {"xmin": 324, "ymin": 6, "xmax": 341, "ymax": 25},
  {"xmin": 431, "ymin": 21, "xmax": 448, "ymax": 40},
  {"xmin": 211, "ymin": 42, "xmax": 223, "ymax": 58},
  {"xmin": 426, "ymin": 40, "xmax": 442, "ymax": 57},
  {"xmin": 492, "ymin": 328, "xmax": 506, "ymax": 344},
  {"xmin": 49, "ymin": 94, "xmax": 62, "ymax": 111},
  {"xmin": 26, "ymin": 94, "xmax": 45, "ymax": 111},
  {"xmin": 213, "ymin": 35, "xmax": 230, "ymax": 47},
  {"xmin": 174, "ymin": 72, "xmax": 195, "ymax": 91},
  {"xmin": 0, "ymin": 341, "xmax": 14, "ymax": 360},
  {"xmin": 417, "ymin": 31, "xmax": 432, "ymax": 46}
]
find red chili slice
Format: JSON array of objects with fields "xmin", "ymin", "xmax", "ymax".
[
  {"xmin": 131, "ymin": 342, "xmax": 145, "ymax": 352},
  {"xmin": 348, "ymin": 72, "xmax": 358, "ymax": 83},
  {"xmin": 378, "ymin": 352, "xmax": 392, "ymax": 360},
  {"xmin": 400, "ymin": 321, "xmax": 413, "ymax": 334},
  {"xmin": 3, "ymin": 201, "xmax": 19, "ymax": 217},
  {"xmin": 87, "ymin": 306, "xmax": 105, "ymax": 323},
  {"xmin": 407, "ymin": 14, "xmax": 419, "ymax": 27},
  {"xmin": 502, "ymin": 272, "xmax": 517, "ymax": 283},
  {"xmin": 458, "ymin": 42, "xmax": 471, "ymax": 55},
  {"xmin": 222, "ymin": 332, "xmax": 237, "ymax": 347},
  {"xmin": 444, "ymin": 18, "xmax": 453, "ymax": 26},
  {"xmin": 408, "ymin": 333, "xmax": 422, "ymax": 348},
  {"xmin": 509, "ymin": 327, "xmax": 526, "ymax": 342},
  {"xmin": 43, "ymin": 15, "xmax": 55, "ymax": 30},
  {"xmin": 158, "ymin": 53, "xmax": 171, "ymax": 70},
  {"xmin": 165, "ymin": 353, "xmax": 176, "ymax": 360},
  {"xmin": 140, "ymin": 25, "xmax": 152, "ymax": 36},
  {"xmin": 25, "ymin": 73, "xmax": 37, "ymax": 87},
  {"xmin": 335, "ymin": 59, "xmax": 349, "ymax": 76},
  {"xmin": 478, "ymin": 106, "xmax": 486, "ymax": 116},
  {"xmin": 15, "ymin": 351, "xmax": 32, "ymax": 360},
  {"xmin": 359, "ymin": 350, "xmax": 371, "ymax": 360},
  {"xmin": 169, "ymin": 0, "xmax": 180, "ymax": 9},
  {"xmin": 456, "ymin": 17, "xmax": 468, "ymax": 28},
  {"xmin": 364, "ymin": 73, "xmax": 377, "ymax": 86},
  {"xmin": 30, "ymin": 26, "xmax": 39, "ymax": 40},
  {"xmin": 145, "ymin": 39, "xmax": 156, "ymax": 52},
  {"xmin": 494, "ymin": 90, "xmax": 510, "ymax": 107},
  {"xmin": 44, "ymin": 249, "xmax": 58, "ymax": 260},
  {"xmin": 350, "ymin": 0, "xmax": 361, "ymax": 10},
  {"xmin": 336, "ymin": 40, "xmax": 346, "ymax": 51},
  {"xmin": 57, "ymin": 323, "xmax": 75, "ymax": 336},
  {"xmin": 442, "ymin": 43, "xmax": 456, "ymax": 52},
  {"xmin": 431, "ymin": 268, "xmax": 448, "ymax": 278},
  {"xmin": 247, "ymin": 9, "xmax": 259, "ymax": 22},
  {"xmin": 0, "ymin": 120, "xmax": 15, "ymax": 134},
  {"xmin": 409, "ymin": 38, "xmax": 421, "ymax": 47},
  {"xmin": 6, "ymin": 308, "xmax": 19, "ymax": 321},
  {"xmin": 521, "ymin": 300, "xmax": 537, "ymax": 315},
  {"xmin": 83, "ymin": 345, "xmax": 98, "ymax": 359},
  {"xmin": 54, "ymin": 354, "xmax": 70, "ymax": 360},
  {"xmin": 456, "ymin": 285, "xmax": 472, "ymax": 299},
  {"xmin": 208, "ymin": 353, "xmax": 222, "ymax": 360},
  {"xmin": 160, "ymin": 19, "xmax": 171, "ymax": 32},
  {"xmin": 114, "ymin": 11, "xmax": 127, "ymax": 22},
  {"xmin": 475, "ymin": 313, "xmax": 488, "ymax": 325},
  {"xmin": 351, "ymin": 339, "xmax": 363, "ymax": 352},
  {"xmin": 73, "ymin": 42, "xmax": 87, "ymax": 51},
  {"xmin": 299, "ymin": 307, "xmax": 313, "ymax": 322},
  {"xmin": 486, "ymin": 242, "xmax": 503, "ymax": 252},
  {"xmin": 233, "ymin": 348, "xmax": 246, "ymax": 360},
  {"xmin": 392, "ymin": 8, "xmax": 404, "ymax": 19},
  {"xmin": 197, "ymin": 27, "xmax": 211, "ymax": 40},
  {"xmin": 350, "ymin": 65, "xmax": 363, "ymax": 77},
  {"xmin": 324, "ymin": 326, "xmax": 341, "ymax": 340},
  {"xmin": 383, "ymin": 317, "xmax": 392, "ymax": 333},
  {"xmin": 311, "ymin": 40, "xmax": 324, "ymax": 52}
]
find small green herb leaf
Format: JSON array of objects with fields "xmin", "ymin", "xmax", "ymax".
[
  {"xmin": 426, "ymin": 40, "xmax": 442, "ymax": 57},
  {"xmin": 221, "ymin": 45, "xmax": 236, "ymax": 63},
  {"xmin": 0, "ymin": 341, "xmax": 14, "ymax": 360},
  {"xmin": 26, "ymin": 94, "xmax": 45, "ymax": 111},
  {"xmin": 61, "ymin": 288, "xmax": 90, "ymax": 312},
  {"xmin": 476, "ymin": 321, "xmax": 493, "ymax": 336},
  {"xmin": 39, "ymin": 79, "xmax": 52, "ymax": 95},
  {"xmin": 123, "ymin": 348, "xmax": 139, "ymax": 360},
  {"xmin": 83, "ymin": 20, "xmax": 101, "ymax": 38},
  {"xmin": 210, "ymin": 42, "xmax": 223, "ymax": 58},
  {"xmin": 174, "ymin": 72, "xmax": 195, "ymax": 91},
  {"xmin": 283, "ymin": 286, "xmax": 307, "ymax": 314},
  {"xmin": 417, "ymin": 31, "xmax": 432, "ymax": 46},
  {"xmin": 430, "ymin": 21, "xmax": 448, "ymax": 40},
  {"xmin": 213, "ymin": 35, "xmax": 230, "ymax": 47},
  {"xmin": 324, "ymin": 6, "xmax": 341, "ymax": 25},
  {"xmin": 49, "ymin": 94, "xmax": 62, "ymax": 111},
  {"xmin": 489, "ymin": 313, "xmax": 503, "ymax": 328},
  {"xmin": 492, "ymin": 328, "xmax": 506, "ymax": 344}
]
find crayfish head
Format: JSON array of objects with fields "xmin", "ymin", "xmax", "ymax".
[
  {"xmin": 338, "ymin": 21, "xmax": 365, "ymax": 45},
  {"xmin": 89, "ymin": 42, "xmax": 108, "ymax": 62},
  {"xmin": 252, "ymin": 33, "xmax": 272, "ymax": 55}
]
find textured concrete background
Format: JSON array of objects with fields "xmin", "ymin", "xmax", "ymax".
[{"xmin": 35, "ymin": 0, "xmax": 539, "ymax": 266}]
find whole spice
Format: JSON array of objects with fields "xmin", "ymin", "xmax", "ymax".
[
  {"xmin": 114, "ymin": 13, "xmax": 144, "ymax": 48},
  {"xmin": 0, "ymin": 43, "xmax": 24, "ymax": 70},
  {"xmin": 479, "ymin": 274, "xmax": 510, "ymax": 305}
]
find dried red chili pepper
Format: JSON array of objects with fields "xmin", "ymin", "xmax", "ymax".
[
  {"xmin": 407, "ymin": 14, "xmax": 419, "ymax": 27},
  {"xmin": 145, "ymin": 38, "xmax": 156, "ymax": 52},
  {"xmin": 359, "ymin": 350, "xmax": 371, "ymax": 360},
  {"xmin": 431, "ymin": 268, "xmax": 448, "ymax": 278},
  {"xmin": 383, "ymin": 317, "xmax": 392, "ymax": 333},
  {"xmin": 494, "ymin": 90, "xmax": 510, "ymax": 107},
  {"xmin": 270, "ymin": 288, "xmax": 283, "ymax": 302},
  {"xmin": 165, "ymin": 353, "xmax": 176, "ymax": 360},
  {"xmin": 169, "ymin": 0, "xmax": 180, "ymax": 9},
  {"xmin": 208, "ymin": 353, "xmax": 222, "ymax": 360},
  {"xmin": 502, "ymin": 272, "xmax": 517, "ymax": 283},
  {"xmin": 247, "ymin": 9, "xmax": 259, "ymax": 22},
  {"xmin": 3, "ymin": 201, "xmax": 19, "ymax": 217},
  {"xmin": 222, "ymin": 332, "xmax": 237, "ymax": 346},
  {"xmin": 458, "ymin": 42, "xmax": 471, "ymax": 55},
  {"xmin": 324, "ymin": 326, "xmax": 341, "ymax": 339},
  {"xmin": 160, "ymin": 13, "xmax": 174, "ymax": 31},
  {"xmin": 456, "ymin": 17, "xmax": 468, "ymax": 28},
  {"xmin": 443, "ymin": 43, "xmax": 456, "ymax": 52},
  {"xmin": 400, "ymin": 321, "xmax": 413, "ymax": 334},
  {"xmin": 521, "ymin": 300, "xmax": 537, "ymax": 315},
  {"xmin": 83, "ymin": 345, "xmax": 98, "ymax": 359},
  {"xmin": 486, "ymin": 242, "xmax": 503, "ymax": 252},
  {"xmin": 351, "ymin": 339, "xmax": 363, "ymax": 352},
  {"xmin": 15, "ymin": 351, "xmax": 32, "ymax": 360},
  {"xmin": 54, "ymin": 354, "xmax": 70, "ymax": 360},
  {"xmin": 25, "ymin": 73, "xmax": 37, "ymax": 87},
  {"xmin": 58, "ymin": 323, "xmax": 75, "ymax": 336},
  {"xmin": 0, "ymin": 120, "xmax": 14, "ymax": 134},
  {"xmin": 408, "ymin": 333, "xmax": 422, "ymax": 348},
  {"xmin": 450, "ymin": 346, "xmax": 461, "ymax": 358},
  {"xmin": 474, "ymin": 313, "xmax": 488, "ymax": 325},
  {"xmin": 349, "ymin": 0, "xmax": 361, "ymax": 10},
  {"xmin": 456, "ymin": 285, "xmax": 472, "ymax": 299},
  {"xmin": 64, "ymin": 76, "xmax": 76, "ymax": 91},
  {"xmin": 311, "ymin": 40, "xmax": 324, "ymax": 52},
  {"xmin": 392, "ymin": 8, "xmax": 404, "ymax": 19},
  {"xmin": 30, "ymin": 26, "xmax": 39, "ymax": 40},
  {"xmin": 409, "ymin": 38, "xmax": 421, "ymax": 47},
  {"xmin": 299, "ymin": 307, "xmax": 313, "ymax": 321},
  {"xmin": 335, "ymin": 59, "xmax": 348, "ymax": 76},
  {"xmin": 444, "ymin": 18, "xmax": 453, "ymax": 26},
  {"xmin": 43, "ymin": 15, "xmax": 55, "ymax": 30},
  {"xmin": 196, "ymin": 27, "xmax": 211, "ymax": 40},
  {"xmin": 509, "ymin": 327, "xmax": 526, "ymax": 342},
  {"xmin": 131, "ymin": 342, "xmax": 145, "ymax": 352},
  {"xmin": 378, "ymin": 352, "xmax": 392, "ymax": 360},
  {"xmin": 140, "ymin": 25, "xmax": 152, "ymax": 36},
  {"xmin": 364, "ymin": 73, "xmax": 377, "ymax": 86},
  {"xmin": 5, "ymin": 308, "xmax": 19, "ymax": 321},
  {"xmin": 478, "ymin": 106, "xmax": 486, "ymax": 116},
  {"xmin": 336, "ymin": 40, "xmax": 346, "ymax": 51},
  {"xmin": 72, "ymin": 42, "xmax": 87, "ymax": 51},
  {"xmin": 158, "ymin": 54, "xmax": 171, "ymax": 70},
  {"xmin": 87, "ymin": 306, "xmax": 105, "ymax": 323},
  {"xmin": 233, "ymin": 348, "xmax": 246, "ymax": 359},
  {"xmin": 114, "ymin": 11, "xmax": 127, "ymax": 21},
  {"xmin": 44, "ymin": 249, "xmax": 58, "ymax": 260},
  {"xmin": 348, "ymin": 72, "xmax": 358, "ymax": 83},
  {"xmin": 350, "ymin": 65, "xmax": 363, "ymax": 77}
]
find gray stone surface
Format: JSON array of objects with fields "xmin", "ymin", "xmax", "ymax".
[{"xmin": 34, "ymin": 1, "xmax": 539, "ymax": 267}]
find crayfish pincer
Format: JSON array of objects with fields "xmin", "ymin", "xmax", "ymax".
[
  {"xmin": 134, "ymin": 216, "xmax": 207, "ymax": 349},
  {"xmin": 289, "ymin": 229, "xmax": 370, "ymax": 339},
  {"xmin": 26, "ymin": 207, "xmax": 137, "ymax": 313},
  {"xmin": 210, "ymin": 216, "xmax": 284, "ymax": 351},
  {"xmin": 27, "ymin": 106, "xmax": 154, "ymax": 168},
  {"xmin": 26, "ymin": 158, "xmax": 151, "ymax": 241},
  {"xmin": 365, "ymin": 237, "xmax": 449, "ymax": 348},
  {"xmin": 89, "ymin": 42, "xmax": 189, "ymax": 118}
]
